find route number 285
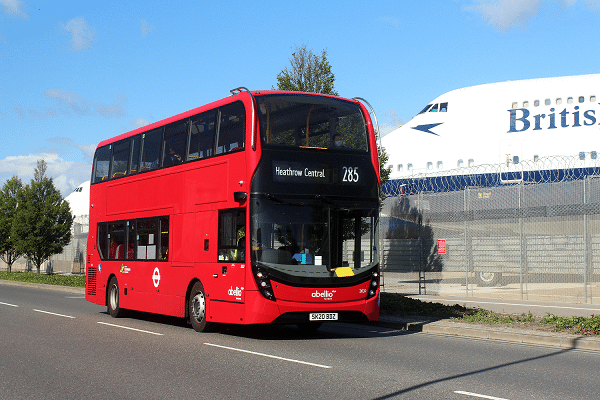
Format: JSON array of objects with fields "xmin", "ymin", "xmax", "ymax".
[{"xmin": 342, "ymin": 167, "xmax": 360, "ymax": 183}]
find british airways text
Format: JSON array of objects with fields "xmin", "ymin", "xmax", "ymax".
[{"xmin": 508, "ymin": 106, "xmax": 598, "ymax": 133}]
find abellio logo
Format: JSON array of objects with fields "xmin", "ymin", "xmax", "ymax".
[
  {"xmin": 312, "ymin": 289, "xmax": 336, "ymax": 299},
  {"xmin": 228, "ymin": 286, "xmax": 243, "ymax": 297}
]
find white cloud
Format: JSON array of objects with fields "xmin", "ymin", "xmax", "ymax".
[
  {"xmin": 0, "ymin": 153, "xmax": 91, "ymax": 196},
  {"xmin": 378, "ymin": 17, "xmax": 400, "ymax": 29},
  {"xmin": 469, "ymin": 0, "xmax": 600, "ymax": 30},
  {"xmin": 379, "ymin": 109, "xmax": 405, "ymax": 137},
  {"xmin": 141, "ymin": 19, "xmax": 155, "ymax": 37},
  {"xmin": 44, "ymin": 89, "xmax": 126, "ymax": 118},
  {"xmin": 0, "ymin": 0, "xmax": 27, "ymax": 18},
  {"xmin": 60, "ymin": 16, "xmax": 96, "ymax": 51},
  {"xmin": 472, "ymin": 0, "xmax": 542, "ymax": 31},
  {"xmin": 132, "ymin": 118, "xmax": 149, "ymax": 128}
]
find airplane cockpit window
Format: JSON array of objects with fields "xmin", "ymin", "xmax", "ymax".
[
  {"xmin": 439, "ymin": 102, "xmax": 448, "ymax": 112},
  {"xmin": 418, "ymin": 104, "xmax": 432, "ymax": 114},
  {"xmin": 429, "ymin": 104, "xmax": 439, "ymax": 112}
]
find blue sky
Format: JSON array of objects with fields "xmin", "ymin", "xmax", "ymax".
[{"xmin": 1, "ymin": 0, "xmax": 599, "ymax": 195}]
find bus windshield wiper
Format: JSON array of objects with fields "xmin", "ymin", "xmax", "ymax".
[{"xmin": 266, "ymin": 193, "xmax": 304, "ymax": 207}]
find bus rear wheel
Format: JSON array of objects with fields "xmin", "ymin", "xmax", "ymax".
[
  {"xmin": 107, "ymin": 277, "xmax": 124, "ymax": 318},
  {"xmin": 189, "ymin": 281, "xmax": 212, "ymax": 332}
]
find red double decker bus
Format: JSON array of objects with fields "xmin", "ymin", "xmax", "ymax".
[{"xmin": 85, "ymin": 88, "xmax": 381, "ymax": 331}]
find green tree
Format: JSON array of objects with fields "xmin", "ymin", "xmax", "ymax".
[
  {"xmin": 275, "ymin": 44, "xmax": 338, "ymax": 95},
  {"xmin": 0, "ymin": 176, "xmax": 24, "ymax": 272},
  {"xmin": 12, "ymin": 160, "xmax": 74, "ymax": 273}
]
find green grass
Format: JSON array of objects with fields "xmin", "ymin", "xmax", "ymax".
[
  {"xmin": 380, "ymin": 292, "xmax": 600, "ymax": 336},
  {"xmin": 0, "ymin": 271, "xmax": 85, "ymax": 288}
]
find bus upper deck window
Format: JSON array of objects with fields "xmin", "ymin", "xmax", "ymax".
[
  {"xmin": 129, "ymin": 135, "xmax": 141, "ymax": 174},
  {"xmin": 141, "ymin": 128, "xmax": 163, "ymax": 172},
  {"xmin": 163, "ymin": 120, "xmax": 188, "ymax": 167},
  {"xmin": 92, "ymin": 145, "xmax": 111, "ymax": 183},
  {"xmin": 189, "ymin": 111, "xmax": 216, "ymax": 160},
  {"xmin": 217, "ymin": 102, "xmax": 245, "ymax": 154},
  {"xmin": 110, "ymin": 140, "xmax": 130, "ymax": 179}
]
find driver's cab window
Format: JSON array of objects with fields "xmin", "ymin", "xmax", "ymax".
[{"xmin": 218, "ymin": 209, "xmax": 246, "ymax": 262}]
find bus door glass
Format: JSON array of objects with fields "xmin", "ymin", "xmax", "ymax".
[{"xmin": 216, "ymin": 208, "xmax": 246, "ymax": 302}]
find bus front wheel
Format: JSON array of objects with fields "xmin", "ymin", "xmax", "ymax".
[
  {"xmin": 189, "ymin": 281, "xmax": 212, "ymax": 332},
  {"xmin": 107, "ymin": 277, "xmax": 124, "ymax": 318}
]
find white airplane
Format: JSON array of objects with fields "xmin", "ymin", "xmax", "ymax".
[
  {"xmin": 64, "ymin": 181, "xmax": 90, "ymax": 219},
  {"xmin": 382, "ymin": 74, "xmax": 600, "ymax": 183}
]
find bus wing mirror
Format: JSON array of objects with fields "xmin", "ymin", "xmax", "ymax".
[{"xmin": 234, "ymin": 191, "xmax": 247, "ymax": 203}]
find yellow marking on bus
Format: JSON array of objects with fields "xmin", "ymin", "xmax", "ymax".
[{"xmin": 334, "ymin": 267, "xmax": 354, "ymax": 277}]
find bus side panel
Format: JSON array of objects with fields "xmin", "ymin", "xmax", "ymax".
[
  {"xmin": 171, "ymin": 213, "xmax": 195, "ymax": 263},
  {"xmin": 207, "ymin": 300, "xmax": 245, "ymax": 324}
]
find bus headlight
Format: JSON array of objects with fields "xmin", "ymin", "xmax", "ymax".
[
  {"xmin": 366, "ymin": 268, "xmax": 380, "ymax": 300},
  {"xmin": 253, "ymin": 266, "xmax": 275, "ymax": 301}
]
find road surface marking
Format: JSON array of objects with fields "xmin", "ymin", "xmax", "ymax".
[
  {"xmin": 33, "ymin": 309, "xmax": 76, "ymax": 319},
  {"xmin": 97, "ymin": 321, "xmax": 164, "ymax": 336},
  {"xmin": 0, "ymin": 301, "xmax": 19, "ymax": 307},
  {"xmin": 454, "ymin": 390, "xmax": 511, "ymax": 400},
  {"xmin": 204, "ymin": 343, "xmax": 332, "ymax": 369}
]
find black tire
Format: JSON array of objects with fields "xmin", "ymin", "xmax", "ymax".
[
  {"xmin": 107, "ymin": 277, "xmax": 124, "ymax": 318},
  {"xmin": 189, "ymin": 281, "xmax": 212, "ymax": 332},
  {"xmin": 477, "ymin": 271, "xmax": 502, "ymax": 287}
]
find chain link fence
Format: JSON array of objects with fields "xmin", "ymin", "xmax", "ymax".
[{"xmin": 381, "ymin": 154, "xmax": 600, "ymax": 304}]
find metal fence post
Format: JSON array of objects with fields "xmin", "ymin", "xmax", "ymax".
[{"xmin": 584, "ymin": 176, "xmax": 589, "ymax": 303}]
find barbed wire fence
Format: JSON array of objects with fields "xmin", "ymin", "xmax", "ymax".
[{"xmin": 380, "ymin": 154, "xmax": 600, "ymax": 304}]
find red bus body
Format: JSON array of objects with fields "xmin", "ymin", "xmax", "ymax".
[{"xmin": 86, "ymin": 90, "xmax": 380, "ymax": 329}]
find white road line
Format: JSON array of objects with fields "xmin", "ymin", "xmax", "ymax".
[
  {"xmin": 0, "ymin": 301, "xmax": 19, "ymax": 307},
  {"xmin": 97, "ymin": 321, "xmax": 164, "ymax": 336},
  {"xmin": 418, "ymin": 297, "xmax": 600, "ymax": 312},
  {"xmin": 454, "ymin": 390, "xmax": 511, "ymax": 400},
  {"xmin": 65, "ymin": 296, "xmax": 85, "ymax": 299},
  {"xmin": 33, "ymin": 309, "xmax": 76, "ymax": 319},
  {"xmin": 204, "ymin": 343, "xmax": 332, "ymax": 369}
]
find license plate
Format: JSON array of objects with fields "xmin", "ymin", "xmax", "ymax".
[{"xmin": 309, "ymin": 312, "xmax": 338, "ymax": 321}]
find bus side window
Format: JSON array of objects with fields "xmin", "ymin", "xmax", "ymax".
[
  {"xmin": 218, "ymin": 209, "xmax": 245, "ymax": 262},
  {"xmin": 217, "ymin": 102, "xmax": 245, "ymax": 154},
  {"xmin": 126, "ymin": 220, "xmax": 135, "ymax": 259},
  {"xmin": 108, "ymin": 221, "xmax": 126, "ymax": 260},
  {"xmin": 97, "ymin": 223, "xmax": 108, "ymax": 260},
  {"xmin": 110, "ymin": 140, "xmax": 130, "ymax": 179},
  {"xmin": 137, "ymin": 218, "xmax": 158, "ymax": 260},
  {"xmin": 163, "ymin": 120, "xmax": 188, "ymax": 167},
  {"xmin": 141, "ymin": 128, "xmax": 163, "ymax": 172},
  {"xmin": 160, "ymin": 216, "xmax": 169, "ymax": 260},
  {"xmin": 92, "ymin": 145, "xmax": 112, "ymax": 183},
  {"xmin": 129, "ymin": 135, "xmax": 141, "ymax": 175},
  {"xmin": 189, "ymin": 111, "xmax": 216, "ymax": 160}
]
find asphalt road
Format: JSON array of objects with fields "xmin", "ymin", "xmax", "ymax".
[{"xmin": 2, "ymin": 282, "xmax": 600, "ymax": 400}]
